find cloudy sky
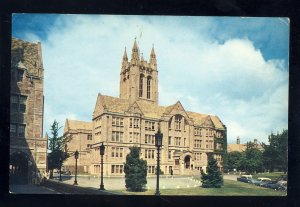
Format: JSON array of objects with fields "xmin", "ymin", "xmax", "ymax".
[{"xmin": 12, "ymin": 14, "xmax": 289, "ymax": 144}]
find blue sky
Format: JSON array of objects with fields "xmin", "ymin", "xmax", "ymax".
[{"xmin": 12, "ymin": 14, "xmax": 289, "ymax": 144}]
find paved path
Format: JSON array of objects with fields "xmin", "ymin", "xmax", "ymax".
[
  {"xmin": 223, "ymin": 174, "xmax": 239, "ymax": 181},
  {"xmin": 56, "ymin": 175, "xmax": 202, "ymax": 190},
  {"xmin": 9, "ymin": 184, "xmax": 61, "ymax": 194}
]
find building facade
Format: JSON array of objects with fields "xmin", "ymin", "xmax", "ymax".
[
  {"xmin": 63, "ymin": 119, "xmax": 93, "ymax": 173},
  {"xmin": 64, "ymin": 39, "xmax": 227, "ymax": 176},
  {"xmin": 10, "ymin": 38, "xmax": 48, "ymax": 184}
]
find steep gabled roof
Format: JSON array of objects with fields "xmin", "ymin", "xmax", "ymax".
[
  {"xmin": 92, "ymin": 94, "xmax": 226, "ymax": 130},
  {"xmin": 136, "ymin": 100, "xmax": 166, "ymax": 119},
  {"xmin": 93, "ymin": 94, "xmax": 130, "ymax": 118},
  {"xmin": 65, "ymin": 119, "xmax": 92, "ymax": 131}
]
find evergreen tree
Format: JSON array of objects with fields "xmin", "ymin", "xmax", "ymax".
[
  {"xmin": 201, "ymin": 154, "xmax": 223, "ymax": 188},
  {"xmin": 124, "ymin": 147, "xmax": 147, "ymax": 192},
  {"xmin": 47, "ymin": 120, "xmax": 72, "ymax": 178}
]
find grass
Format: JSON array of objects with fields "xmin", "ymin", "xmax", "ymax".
[{"xmin": 112, "ymin": 179, "xmax": 286, "ymax": 196}]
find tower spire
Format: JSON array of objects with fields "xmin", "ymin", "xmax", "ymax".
[
  {"xmin": 121, "ymin": 47, "xmax": 128, "ymax": 70},
  {"xmin": 131, "ymin": 37, "xmax": 140, "ymax": 64},
  {"xmin": 123, "ymin": 47, "xmax": 128, "ymax": 62},
  {"xmin": 150, "ymin": 44, "xmax": 157, "ymax": 69}
]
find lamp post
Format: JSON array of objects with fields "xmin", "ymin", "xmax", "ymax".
[
  {"xmin": 59, "ymin": 157, "xmax": 62, "ymax": 181},
  {"xmin": 155, "ymin": 125, "xmax": 163, "ymax": 196},
  {"xmin": 99, "ymin": 142, "xmax": 105, "ymax": 190},
  {"xmin": 74, "ymin": 150, "xmax": 79, "ymax": 185}
]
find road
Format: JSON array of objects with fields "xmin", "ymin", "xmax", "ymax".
[{"xmin": 9, "ymin": 184, "xmax": 61, "ymax": 194}]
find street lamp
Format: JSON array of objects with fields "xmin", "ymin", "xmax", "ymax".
[
  {"xmin": 59, "ymin": 157, "xmax": 62, "ymax": 181},
  {"xmin": 99, "ymin": 142, "xmax": 105, "ymax": 190},
  {"xmin": 74, "ymin": 150, "xmax": 79, "ymax": 185},
  {"xmin": 155, "ymin": 124, "xmax": 163, "ymax": 196}
]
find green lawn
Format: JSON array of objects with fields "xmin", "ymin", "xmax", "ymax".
[{"xmin": 112, "ymin": 180, "xmax": 286, "ymax": 196}]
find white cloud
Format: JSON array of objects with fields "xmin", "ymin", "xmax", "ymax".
[{"xmin": 25, "ymin": 15, "xmax": 288, "ymax": 144}]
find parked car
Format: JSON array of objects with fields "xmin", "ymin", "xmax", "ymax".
[
  {"xmin": 256, "ymin": 177, "xmax": 272, "ymax": 186},
  {"xmin": 237, "ymin": 175, "xmax": 252, "ymax": 183},
  {"xmin": 276, "ymin": 175, "xmax": 287, "ymax": 186},
  {"xmin": 249, "ymin": 178, "xmax": 261, "ymax": 185},
  {"xmin": 264, "ymin": 181, "xmax": 285, "ymax": 190}
]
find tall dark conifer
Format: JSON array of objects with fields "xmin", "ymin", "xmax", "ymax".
[
  {"xmin": 124, "ymin": 147, "xmax": 147, "ymax": 192},
  {"xmin": 201, "ymin": 154, "xmax": 223, "ymax": 188}
]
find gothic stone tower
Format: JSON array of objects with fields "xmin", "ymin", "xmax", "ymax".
[{"xmin": 119, "ymin": 39, "xmax": 159, "ymax": 104}]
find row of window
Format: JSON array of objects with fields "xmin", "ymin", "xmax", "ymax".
[
  {"xmin": 129, "ymin": 118, "xmax": 140, "ymax": 128},
  {"xmin": 139, "ymin": 74, "xmax": 151, "ymax": 99},
  {"xmin": 112, "ymin": 117, "xmax": 124, "ymax": 127},
  {"xmin": 145, "ymin": 149, "xmax": 155, "ymax": 159},
  {"xmin": 111, "ymin": 147, "xmax": 124, "ymax": 158},
  {"xmin": 112, "ymin": 131, "xmax": 124, "ymax": 142},
  {"xmin": 145, "ymin": 134, "xmax": 155, "ymax": 144},
  {"xmin": 147, "ymin": 165, "xmax": 155, "ymax": 174},
  {"xmin": 194, "ymin": 140, "xmax": 202, "ymax": 148},
  {"xmin": 194, "ymin": 152, "xmax": 202, "ymax": 161},
  {"xmin": 10, "ymin": 123, "xmax": 25, "ymax": 137},
  {"xmin": 129, "ymin": 132, "xmax": 139, "ymax": 143},
  {"xmin": 145, "ymin": 121, "xmax": 155, "ymax": 131},
  {"xmin": 11, "ymin": 94, "xmax": 27, "ymax": 113},
  {"xmin": 168, "ymin": 136, "xmax": 187, "ymax": 146},
  {"xmin": 111, "ymin": 165, "xmax": 124, "ymax": 174}
]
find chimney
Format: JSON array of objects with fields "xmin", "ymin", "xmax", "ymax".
[
  {"xmin": 254, "ymin": 139, "xmax": 257, "ymax": 145},
  {"xmin": 237, "ymin": 136, "xmax": 240, "ymax": 144}
]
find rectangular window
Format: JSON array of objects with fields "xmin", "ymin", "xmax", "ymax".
[
  {"xmin": 111, "ymin": 165, "xmax": 115, "ymax": 173},
  {"xmin": 120, "ymin": 148, "xmax": 123, "ymax": 158},
  {"xmin": 168, "ymin": 136, "xmax": 171, "ymax": 145},
  {"xmin": 18, "ymin": 124, "xmax": 25, "ymax": 137},
  {"xmin": 10, "ymin": 124, "xmax": 17, "ymax": 137},
  {"xmin": 111, "ymin": 147, "xmax": 115, "ymax": 157},
  {"xmin": 168, "ymin": 151, "xmax": 172, "ymax": 159},
  {"xmin": 17, "ymin": 69, "xmax": 24, "ymax": 82},
  {"xmin": 19, "ymin": 95, "xmax": 27, "ymax": 113},
  {"xmin": 87, "ymin": 134, "xmax": 92, "ymax": 140},
  {"xmin": 11, "ymin": 95, "xmax": 18, "ymax": 112}
]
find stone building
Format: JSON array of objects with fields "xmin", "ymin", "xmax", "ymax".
[
  {"xmin": 63, "ymin": 119, "xmax": 93, "ymax": 173},
  {"xmin": 227, "ymin": 136, "xmax": 263, "ymax": 153},
  {"xmin": 64, "ymin": 39, "xmax": 227, "ymax": 176},
  {"xmin": 10, "ymin": 38, "xmax": 48, "ymax": 184}
]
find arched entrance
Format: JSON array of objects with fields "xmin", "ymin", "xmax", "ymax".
[
  {"xmin": 184, "ymin": 155, "xmax": 191, "ymax": 169},
  {"xmin": 10, "ymin": 152, "xmax": 30, "ymax": 184}
]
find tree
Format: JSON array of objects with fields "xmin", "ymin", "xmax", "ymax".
[
  {"xmin": 201, "ymin": 154, "xmax": 223, "ymax": 188},
  {"xmin": 124, "ymin": 147, "xmax": 147, "ymax": 192},
  {"xmin": 262, "ymin": 129, "xmax": 288, "ymax": 173},
  {"xmin": 47, "ymin": 120, "xmax": 71, "ymax": 178},
  {"xmin": 227, "ymin": 151, "xmax": 243, "ymax": 171},
  {"xmin": 240, "ymin": 142, "xmax": 263, "ymax": 173}
]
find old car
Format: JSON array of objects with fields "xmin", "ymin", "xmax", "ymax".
[{"xmin": 237, "ymin": 175, "xmax": 252, "ymax": 183}]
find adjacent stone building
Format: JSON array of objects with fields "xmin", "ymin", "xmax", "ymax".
[
  {"xmin": 10, "ymin": 38, "xmax": 48, "ymax": 184},
  {"xmin": 227, "ymin": 136, "xmax": 263, "ymax": 153},
  {"xmin": 63, "ymin": 119, "xmax": 93, "ymax": 173},
  {"xmin": 64, "ymin": 39, "xmax": 227, "ymax": 176}
]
